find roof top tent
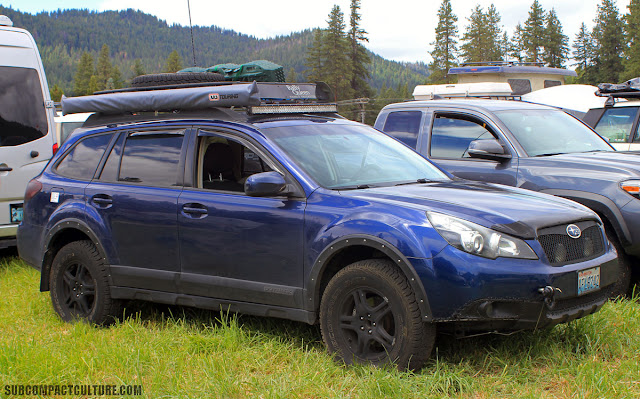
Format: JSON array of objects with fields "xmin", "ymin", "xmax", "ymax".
[{"xmin": 448, "ymin": 62, "xmax": 578, "ymax": 95}]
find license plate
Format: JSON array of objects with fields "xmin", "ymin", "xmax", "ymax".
[
  {"xmin": 577, "ymin": 267, "xmax": 600, "ymax": 295},
  {"xmin": 10, "ymin": 204, "xmax": 23, "ymax": 223}
]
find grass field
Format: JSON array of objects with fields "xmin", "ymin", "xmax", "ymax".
[{"xmin": 1, "ymin": 253, "xmax": 639, "ymax": 398}]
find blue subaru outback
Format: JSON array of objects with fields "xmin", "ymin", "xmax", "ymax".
[{"xmin": 18, "ymin": 80, "xmax": 619, "ymax": 370}]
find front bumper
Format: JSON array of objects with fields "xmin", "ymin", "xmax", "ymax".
[{"xmin": 412, "ymin": 242, "xmax": 619, "ymax": 330}]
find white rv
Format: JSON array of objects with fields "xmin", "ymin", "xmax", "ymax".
[{"xmin": 0, "ymin": 15, "xmax": 56, "ymax": 248}]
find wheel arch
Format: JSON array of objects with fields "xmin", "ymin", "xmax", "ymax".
[
  {"xmin": 307, "ymin": 234, "xmax": 433, "ymax": 322},
  {"xmin": 40, "ymin": 218, "xmax": 109, "ymax": 292}
]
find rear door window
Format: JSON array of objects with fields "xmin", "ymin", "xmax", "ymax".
[
  {"xmin": 0, "ymin": 66, "xmax": 48, "ymax": 147},
  {"xmin": 594, "ymin": 107, "xmax": 638, "ymax": 143},
  {"xmin": 382, "ymin": 111, "xmax": 422, "ymax": 149},
  {"xmin": 118, "ymin": 132, "xmax": 184, "ymax": 186}
]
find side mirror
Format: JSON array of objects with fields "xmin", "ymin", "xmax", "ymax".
[
  {"xmin": 244, "ymin": 172, "xmax": 290, "ymax": 197},
  {"xmin": 467, "ymin": 139, "xmax": 511, "ymax": 161}
]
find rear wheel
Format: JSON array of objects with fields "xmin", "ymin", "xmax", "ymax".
[
  {"xmin": 50, "ymin": 240, "xmax": 122, "ymax": 325},
  {"xmin": 320, "ymin": 259, "xmax": 435, "ymax": 371}
]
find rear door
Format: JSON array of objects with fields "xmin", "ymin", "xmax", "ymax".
[
  {"xmin": 426, "ymin": 110, "xmax": 519, "ymax": 186},
  {"xmin": 85, "ymin": 129, "xmax": 187, "ymax": 292},
  {"xmin": 0, "ymin": 29, "xmax": 55, "ymax": 238}
]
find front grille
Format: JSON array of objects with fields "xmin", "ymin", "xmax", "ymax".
[{"xmin": 537, "ymin": 221, "xmax": 605, "ymax": 266}]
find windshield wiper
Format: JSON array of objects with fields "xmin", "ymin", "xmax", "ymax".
[
  {"xmin": 534, "ymin": 152, "xmax": 566, "ymax": 157},
  {"xmin": 395, "ymin": 178, "xmax": 439, "ymax": 186},
  {"xmin": 337, "ymin": 184, "xmax": 373, "ymax": 190}
]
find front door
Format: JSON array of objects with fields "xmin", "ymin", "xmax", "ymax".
[{"xmin": 178, "ymin": 130, "xmax": 305, "ymax": 308}]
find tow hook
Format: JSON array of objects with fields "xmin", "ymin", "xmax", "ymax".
[{"xmin": 538, "ymin": 285, "xmax": 562, "ymax": 309}]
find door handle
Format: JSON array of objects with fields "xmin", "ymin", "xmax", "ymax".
[
  {"xmin": 0, "ymin": 166, "xmax": 13, "ymax": 172},
  {"xmin": 182, "ymin": 203, "xmax": 208, "ymax": 216},
  {"xmin": 91, "ymin": 195, "xmax": 113, "ymax": 208}
]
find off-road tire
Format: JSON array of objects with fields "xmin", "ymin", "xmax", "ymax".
[
  {"xmin": 131, "ymin": 72, "xmax": 225, "ymax": 88},
  {"xmin": 320, "ymin": 259, "xmax": 436, "ymax": 371},
  {"xmin": 607, "ymin": 230, "xmax": 632, "ymax": 297},
  {"xmin": 50, "ymin": 240, "xmax": 122, "ymax": 325}
]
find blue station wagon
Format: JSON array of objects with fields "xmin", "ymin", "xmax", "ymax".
[{"xmin": 18, "ymin": 81, "xmax": 620, "ymax": 370}]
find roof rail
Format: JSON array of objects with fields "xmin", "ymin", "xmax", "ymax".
[
  {"xmin": 61, "ymin": 81, "xmax": 337, "ymax": 116},
  {"xmin": 459, "ymin": 61, "xmax": 545, "ymax": 67}
]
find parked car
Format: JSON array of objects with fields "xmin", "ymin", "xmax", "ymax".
[
  {"xmin": 19, "ymin": 81, "xmax": 619, "ymax": 370},
  {"xmin": 375, "ymin": 96, "xmax": 639, "ymax": 295},
  {"xmin": 583, "ymin": 97, "xmax": 640, "ymax": 152},
  {"xmin": 54, "ymin": 112, "xmax": 92, "ymax": 145},
  {"xmin": 0, "ymin": 15, "xmax": 57, "ymax": 249}
]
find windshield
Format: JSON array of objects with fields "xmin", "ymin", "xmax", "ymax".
[
  {"xmin": 263, "ymin": 122, "xmax": 448, "ymax": 189},
  {"xmin": 496, "ymin": 109, "xmax": 613, "ymax": 156}
]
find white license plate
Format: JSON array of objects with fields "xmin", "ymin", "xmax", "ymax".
[{"xmin": 577, "ymin": 267, "xmax": 600, "ymax": 296}]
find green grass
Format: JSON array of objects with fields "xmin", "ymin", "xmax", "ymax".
[{"xmin": 1, "ymin": 255, "xmax": 639, "ymax": 398}]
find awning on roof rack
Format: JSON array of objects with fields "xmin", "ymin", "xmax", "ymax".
[{"xmin": 61, "ymin": 82, "xmax": 333, "ymax": 115}]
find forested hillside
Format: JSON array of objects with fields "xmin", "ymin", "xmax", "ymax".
[{"xmin": 0, "ymin": 6, "xmax": 429, "ymax": 96}]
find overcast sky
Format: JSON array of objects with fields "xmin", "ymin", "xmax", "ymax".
[{"xmin": 1, "ymin": 0, "xmax": 633, "ymax": 62}]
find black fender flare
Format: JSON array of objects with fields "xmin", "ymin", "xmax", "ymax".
[
  {"xmin": 539, "ymin": 189, "xmax": 632, "ymax": 247},
  {"xmin": 40, "ymin": 218, "xmax": 110, "ymax": 291},
  {"xmin": 306, "ymin": 234, "xmax": 433, "ymax": 321}
]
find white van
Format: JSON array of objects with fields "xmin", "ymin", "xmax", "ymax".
[{"xmin": 0, "ymin": 15, "xmax": 56, "ymax": 249}]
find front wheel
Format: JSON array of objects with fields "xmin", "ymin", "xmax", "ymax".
[
  {"xmin": 50, "ymin": 240, "xmax": 122, "ymax": 325},
  {"xmin": 320, "ymin": 259, "xmax": 435, "ymax": 371}
]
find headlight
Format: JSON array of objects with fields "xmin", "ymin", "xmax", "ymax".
[
  {"xmin": 427, "ymin": 211, "xmax": 538, "ymax": 260},
  {"xmin": 620, "ymin": 180, "xmax": 640, "ymax": 198}
]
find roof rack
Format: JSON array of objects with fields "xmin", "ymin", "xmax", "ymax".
[
  {"xmin": 459, "ymin": 61, "xmax": 545, "ymax": 67},
  {"xmin": 61, "ymin": 81, "xmax": 337, "ymax": 116},
  {"xmin": 413, "ymin": 82, "xmax": 519, "ymax": 100},
  {"xmin": 594, "ymin": 78, "xmax": 640, "ymax": 106}
]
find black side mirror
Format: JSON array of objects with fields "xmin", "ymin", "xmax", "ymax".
[
  {"xmin": 244, "ymin": 172, "xmax": 290, "ymax": 197},
  {"xmin": 467, "ymin": 139, "xmax": 511, "ymax": 161}
]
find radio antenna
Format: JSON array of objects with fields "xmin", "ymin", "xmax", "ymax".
[{"xmin": 187, "ymin": 0, "xmax": 197, "ymax": 67}]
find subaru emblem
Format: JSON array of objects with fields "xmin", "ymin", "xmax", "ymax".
[{"xmin": 566, "ymin": 224, "xmax": 581, "ymax": 239}]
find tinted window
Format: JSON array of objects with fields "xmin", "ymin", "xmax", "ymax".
[
  {"xmin": 594, "ymin": 107, "xmax": 637, "ymax": 143},
  {"xmin": 56, "ymin": 134, "xmax": 113, "ymax": 180},
  {"xmin": 60, "ymin": 122, "xmax": 85, "ymax": 143},
  {"xmin": 0, "ymin": 66, "xmax": 48, "ymax": 147},
  {"xmin": 544, "ymin": 80, "xmax": 561, "ymax": 88},
  {"xmin": 430, "ymin": 116, "xmax": 496, "ymax": 158},
  {"xmin": 118, "ymin": 132, "xmax": 184, "ymax": 186},
  {"xmin": 508, "ymin": 79, "xmax": 532, "ymax": 95},
  {"xmin": 383, "ymin": 111, "xmax": 422, "ymax": 148},
  {"xmin": 99, "ymin": 133, "xmax": 124, "ymax": 181}
]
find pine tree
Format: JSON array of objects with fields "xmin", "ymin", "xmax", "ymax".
[
  {"xmin": 572, "ymin": 22, "xmax": 595, "ymax": 83},
  {"xmin": 543, "ymin": 9, "xmax": 569, "ymax": 67},
  {"xmin": 510, "ymin": 23, "xmax": 526, "ymax": 62},
  {"xmin": 305, "ymin": 6, "xmax": 352, "ymax": 100},
  {"xmin": 429, "ymin": 0, "xmax": 458, "ymax": 83},
  {"xmin": 460, "ymin": 6, "xmax": 486, "ymax": 63},
  {"xmin": 96, "ymin": 44, "xmax": 113, "ymax": 91},
  {"xmin": 460, "ymin": 5, "xmax": 503, "ymax": 63},
  {"xmin": 164, "ymin": 50, "xmax": 183, "ymax": 73},
  {"xmin": 286, "ymin": 67, "xmax": 298, "ymax": 82},
  {"xmin": 592, "ymin": 0, "xmax": 626, "ymax": 83},
  {"xmin": 347, "ymin": 0, "xmax": 372, "ymax": 97},
  {"xmin": 132, "ymin": 59, "xmax": 145, "ymax": 77},
  {"xmin": 523, "ymin": 0, "xmax": 546, "ymax": 63},
  {"xmin": 624, "ymin": 0, "xmax": 640, "ymax": 80},
  {"xmin": 73, "ymin": 51, "xmax": 94, "ymax": 96},
  {"xmin": 485, "ymin": 5, "xmax": 503, "ymax": 61},
  {"xmin": 50, "ymin": 84, "xmax": 64, "ymax": 102},
  {"xmin": 111, "ymin": 65, "xmax": 123, "ymax": 89}
]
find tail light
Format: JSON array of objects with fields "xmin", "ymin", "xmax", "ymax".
[
  {"xmin": 52, "ymin": 143, "xmax": 59, "ymax": 155},
  {"xmin": 24, "ymin": 178, "xmax": 43, "ymax": 202}
]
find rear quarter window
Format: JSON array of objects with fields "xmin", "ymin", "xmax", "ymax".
[
  {"xmin": 382, "ymin": 111, "xmax": 422, "ymax": 148},
  {"xmin": 594, "ymin": 107, "xmax": 638, "ymax": 143},
  {"xmin": 0, "ymin": 66, "xmax": 48, "ymax": 147},
  {"xmin": 55, "ymin": 134, "xmax": 113, "ymax": 180}
]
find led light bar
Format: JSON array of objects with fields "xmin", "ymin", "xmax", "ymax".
[{"xmin": 249, "ymin": 104, "xmax": 338, "ymax": 114}]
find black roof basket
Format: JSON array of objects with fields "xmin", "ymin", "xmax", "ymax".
[{"xmin": 595, "ymin": 78, "xmax": 640, "ymax": 105}]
